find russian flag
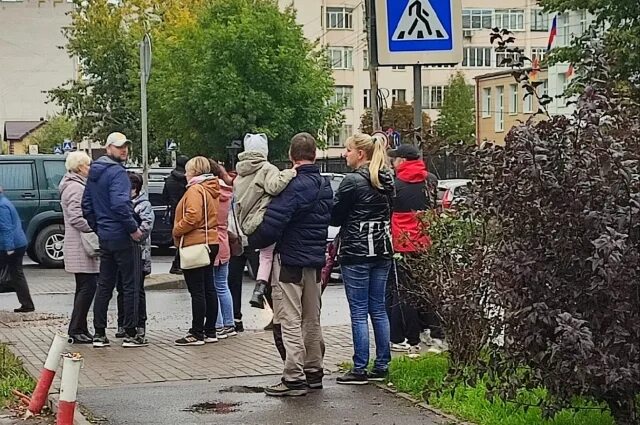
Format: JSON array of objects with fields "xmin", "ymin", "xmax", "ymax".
[{"xmin": 547, "ymin": 15, "xmax": 557, "ymax": 51}]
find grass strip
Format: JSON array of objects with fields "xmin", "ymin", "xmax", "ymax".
[{"xmin": 0, "ymin": 343, "xmax": 36, "ymax": 408}]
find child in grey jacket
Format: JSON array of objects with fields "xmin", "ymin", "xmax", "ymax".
[{"xmin": 234, "ymin": 133, "xmax": 296, "ymax": 309}]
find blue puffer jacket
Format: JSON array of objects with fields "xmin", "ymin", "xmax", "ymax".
[
  {"xmin": 82, "ymin": 156, "xmax": 138, "ymax": 241},
  {"xmin": 249, "ymin": 164, "xmax": 333, "ymax": 269},
  {"xmin": 0, "ymin": 194, "xmax": 27, "ymax": 251}
]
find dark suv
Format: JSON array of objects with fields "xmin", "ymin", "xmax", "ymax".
[{"xmin": 0, "ymin": 155, "xmax": 67, "ymax": 267}]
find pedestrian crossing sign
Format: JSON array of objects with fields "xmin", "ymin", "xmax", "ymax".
[{"xmin": 374, "ymin": 0, "xmax": 462, "ymax": 66}]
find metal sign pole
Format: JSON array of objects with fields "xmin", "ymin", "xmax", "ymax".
[
  {"xmin": 140, "ymin": 34, "xmax": 152, "ymax": 189},
  {"xmin": 413, "ymin": 64, "xmax": 422, "ymax": 148},
  {"xmin": 365, "ymin": 0, "xmax": 381, "ymax": 131}
]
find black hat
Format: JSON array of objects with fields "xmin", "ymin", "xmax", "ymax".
[{"xmin": 387, "ymin": 144, "xmax": 420, "ymax": 160}]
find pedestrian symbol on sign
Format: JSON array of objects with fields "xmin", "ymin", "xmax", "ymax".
[{"xmin": 392, "ymin": 0, "xmax": 449, "ymax": 41}]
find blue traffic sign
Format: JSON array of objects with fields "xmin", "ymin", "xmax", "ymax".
[
  {"xmin": 374, "ymin": 0, "xmax": 462, "ymax": 65},
  {"xmin": 62, "ymin": 139, "xmax": 74, "ymax": 151}
]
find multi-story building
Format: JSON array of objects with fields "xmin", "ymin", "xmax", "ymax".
[
  {"xmin": 282, "ymin": 0, "xmax": 590, "ymax": 156},
  {"xmin": 0, "ymin": 0, "xmax": 76, "ymax": 153}
]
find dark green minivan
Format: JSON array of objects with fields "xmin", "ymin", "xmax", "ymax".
[{"xmin": 0, "ymin": 155, "xmax": 66, "ymax": 267}]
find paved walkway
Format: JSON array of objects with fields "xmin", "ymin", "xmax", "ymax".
[{"xmin": 0, "ymin": 325, "xmax": 354, "ymax": 390}]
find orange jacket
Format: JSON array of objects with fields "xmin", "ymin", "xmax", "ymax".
[{"xmin": 173, "ymin": 177, "xmax": 220, "ymax": 248}]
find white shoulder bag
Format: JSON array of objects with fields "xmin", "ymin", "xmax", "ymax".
[{"xmin": 179, "ymin": 186, "xmax": 211, "ymax": 270}]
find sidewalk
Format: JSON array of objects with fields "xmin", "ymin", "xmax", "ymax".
[{"xmin": 0, "ymin": 325, "xmax": 354, "ymax": 390}]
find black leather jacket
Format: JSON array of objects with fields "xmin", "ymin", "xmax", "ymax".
[{"xmin": 330, "ymin": 166, "xmax": 394, "ymax": 264}]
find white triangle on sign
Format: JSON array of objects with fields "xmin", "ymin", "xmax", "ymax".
[{"xmin": 392, "ymin": 0, "xmax": 449, "ymax": 41}]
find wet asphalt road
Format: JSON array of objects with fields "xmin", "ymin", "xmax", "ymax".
[{"xmin": 79, "ymin": 375, "xmax": 441, "ymax": 425}]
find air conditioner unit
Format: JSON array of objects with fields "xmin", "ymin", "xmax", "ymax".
[{"xmin": 463, "ymin": 30, "xmax": 473, "ymax": 39}]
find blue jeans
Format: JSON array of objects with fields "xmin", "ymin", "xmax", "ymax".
[
  {"xmin": 214, "ymin": 263, "xmax": 234, "ymax": 328},
  {"xmin": 341, "ymin": 260, "xmax": 392, "ymax": 373}
]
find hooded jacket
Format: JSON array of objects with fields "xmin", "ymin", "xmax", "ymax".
[
  {"xmin": 392, "ymin": 160, "xmax": 431, "ymax": 253},
  {"xmin": 59, "ymin": 172, "xmax": 100, "ymax": 274},
  {"xmin": 234, "ymin": 151, "xmax": 296, "ymax": 236},
  {"xmin": 249, "ymin": 164, "xmax": 333, "ymax": 268},
  {"xmin": 162, "ymin": 168, "xmax": 187, "ymax": 216},
  {"xmin": 330, "ymin": 166, "xmax": 394, "ymax": 264},
  {"xmin": 0, "ymin": 194, "xmax": 27, "ymax": 252},
  {"xmin": 173, "ymin": 176, "xmax": 220, "ymax": 248},
  {"xmin": 214, "ymin": 181, "xmax": 233, "ymax": 266},
  {"xmin": 82, "ymin": 156, "xmax": 137, "ymax": 241},
  {"xmin": 133, "ymin": 190, "xmax": 155, "ymax": 275}
]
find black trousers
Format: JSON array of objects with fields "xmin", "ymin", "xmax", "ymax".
[
  {"xmin": 0, "ymin": 247, "xmax": 34, "ymax": 309},
  {"xmin": 386, "ymin": 260, "xmax": 423, "ymax": 346},
  {"xmin": 116, "ymin": 270, "xmax": 147, "ymax": 329},
  {"xmin": 183, "ymin": 245, "xmax": 219, "ymax": 338},
  {"xmin": 228, "ymin": 254, "xmax": 246, "ymax": 321},
  {"xmin": 93, "ymin": 239, "xmax": 142, "ymax": 337},
  {"xmin": 68, "ymin": 273, "xmax": 97, "ymax": 336}
]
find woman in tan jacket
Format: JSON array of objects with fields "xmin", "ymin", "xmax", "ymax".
[{"xmin": 172, "ymin": 156, "xmax": 220, "ymax": 346}]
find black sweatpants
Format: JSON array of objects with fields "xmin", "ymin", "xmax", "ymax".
[
  {"xmin": 68, "ymin": 273, "xmax": 97, "ymax": 336},
  {"xmin": 0, "ymin": 247, "xmax": 34, "ymax": 310},
  {"xmin": 182, "ymin": 245, "xmax": 219, "ymax": 338},
  {"xmin": 93, "ymin": 239, "xmax": 141, "ymax": 337},
  {"xmin": 387, "ymin": 260, "xmax": 422, "ymax": 346}
]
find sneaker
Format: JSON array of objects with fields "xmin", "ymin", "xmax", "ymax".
[
  {"xmin": 407, "ymin": 345, "xmax": 421, "ymax": 358},
  {"xmin": 336, "ymin": 370, "xmax": 368, "ymax": 385},
  {"xmin": 92, "ymin": 335, "xmax": 110, "ymax": 348},
  {"xmin": 204, "ymin": 333, "xmax": 219, "ymax": 344},
  {"xmin": 215, "ymin": 328, "xmax": 228, "ymax": 340},
  {"xmin": 122, "ymin": 335, "xmax": 149, "ymax": 348},
  {"xmin": 175, "ymin": 334, "xmax": 205, "ymax": 346},
  {"xmin": 219, "ymin": 326, "xmax": 238, "ymax": 338},
  {"xmin": 234, "ymin": 320, "xmax": 244, "ymax": 333},
  {"xmin": 427, "ymin": 338, "xmax": 448, "ymax": 354},
  {"xmin": 368, "ymin": 369, "xmax": 388, "ymax": 382},
  {"xmin": 306, "ymin": 373, "xmax": 324, "ymax": 389},
  {"xmin": 169, "ymin": 266, "xmax": 183, "ymax": 275},
  {"xmin": 264, "ymin": 382, "xmax": 307, "ymax": 397},
  {"xmin": 136, "ymin": 327, "xmax": 146, "ymax": 338},
  {"xmin": 115, "ymin": 327, "xmax": 126, "ymax": 338},
  {"xmin": 68, "ymin": 334, "xmax": 92, "ymax": 344},
  {"xmin": 13, "ymin": 306, "xmax": 35, "ymax": 313},
  {"xmin": 391, "ymin": 341, "xmax": 410, "ymax": 352},
  {"xmin": 420, "ymin": 330, "xmax": 434, "ymax": 346}
]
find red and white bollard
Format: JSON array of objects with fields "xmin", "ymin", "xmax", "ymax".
[
  {"xmin": 56, "ymin": 353, "xmax": 83, "ymax": 425},
  {"xmin": 28, "ymin": 332, "xmax": 68, "ymax": 415}
]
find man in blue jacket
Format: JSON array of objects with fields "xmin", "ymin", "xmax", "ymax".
[
  {"xmin": 249, "ymin": 132, "xmax": 333, "ymax": 397},
  {"xmin": 0, "ymin": 187, "xmax": 35, "ymax": 312},
  {"xmin": 82, "ymin": 132, "xmax": 146, "ymax": 348}
]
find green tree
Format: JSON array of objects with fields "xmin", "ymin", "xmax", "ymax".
[
  {"xmin": 149, "ymin": 0, "xmax": 341, "ymax": 159},
  {"xmin": 434, "ymin": 72, "xmax": 475, "ymax": 145},
  {"xmin": 540, "ymin": 0, "xmax": 640, "ymax": 99},
  {"xmin": 360, "ymin": 102, "xmax": 431, "ymax": 144},
  {"xmin": 22, "ymin": 115, "xmax": 77, "ymax": 154}
]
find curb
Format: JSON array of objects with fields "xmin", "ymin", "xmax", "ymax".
[
  {"xmin": 374, "ymin": 383, "xmax": 475, "ymax": 425},
  {"xmin": 144, "ymin": 273, "xmax": 185, "ymax": 290},
  {"xmin": 47, "ymin": 393, "xmax": 92, "ymax": 425}
]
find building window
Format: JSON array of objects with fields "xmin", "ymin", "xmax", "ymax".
[
  {"xmin": 495, "ymin": 86, "xmax": 504, "ymax": 131},
  {"xmin": 364, "ymin": 89, "xmax": 371, "ymax": 109},
  {"xmin": 462, "ymin": 47, "xmax": 492, "ymax": 67},
  {"xmin": 494, "ymin": 9, "xmax": 525, "ymax": 31},
  {"xmin": 422, "ymin": 86, "xmax": 447, "ymax": 109},
  {"xmin": 509, "ymin": 84, "xmax": 518, "ymax": 115},
  {"xmin": 482, "ymin": 88, "xmax": 491, "ymax": 118},
  {"xmin": 328, "ymin": 47, "xmax": 353, "ymax": 70},
  {"xmin": 392, "ymin": 65, "xmax": 406, "ymax": 70},
  {"xmin": 559, "ymin": 73, "xmax": 568, "ymax": 93},
  {"xmin": 542, "ymin": 79, "xmax": 549, "ymax": 96},
  {"xmin": 557, "ymin": 13, "xmax": 570, "ymax": 47},
  {"xmin": 531, "ymin": 47, "xmax": 546, "ymax": 63},
  {"xmin": 392, "ymin": 89, "xmax": 406, "ymax": 104},
  {"xmin": 326, "ymin": 7, "xmax": 353, "ymax": 30},
  {"xmin": 363, "ymin": 49, "xmax": 368, "ymax": 69},
  {"xmin": 333, "ymin": 86, "xmax": 354, "ymax": 109},
  {"xmin": 579, "ymin": 10, "xmax": 588, "ymax": 35},
  {"xmin": 523, "ymin": 92, "xmax": 534, "ymax": 113},
  {"xmin": 496, "ymin": 50, "xmax": 521, "ymax": 67},
  {"xmin": 328, "ymin": 124, "xmax": 353, "ymax": 147},
  {"xmin": 530, "ymin": 9, "xmax": 549, "ymax": 32},
  {"xmin": 462, "ymin": 9, "xmax": 493, "ymax": 30}
]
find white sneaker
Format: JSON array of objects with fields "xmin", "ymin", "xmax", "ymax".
[
  {"xmin": 420, "ymin": 330, "xmax": 433, "ymax": 346},
  {"xmin": 391, "ymin": 341, "xmax": 410, "ymax": 352},
  {"xmin": 426, "ymin": 338, "xmax": 448, "ymax": 354},
  {"xmin": 407, "ymin": 345, "xmax": 421, "ymax": 358},
  {"xmin": 215, "ymin": 328, "xmax": 228, "ymax": 339},
  {"xmin": 204, "ymin": 336, "xmax": 219, "ymax": 343}
]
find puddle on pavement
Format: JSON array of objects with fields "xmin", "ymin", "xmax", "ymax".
[
  {"xmin": 219, "ymin": 385, "xmax": 264, "ymax": 394},
  {"xmin": 183, "ymin": 401, "xmax": 240, "ymax": 414}
]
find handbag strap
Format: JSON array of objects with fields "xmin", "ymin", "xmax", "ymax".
[{"xmin": 179, "ymin": 183, "xmax": 209, "ymax": 248}]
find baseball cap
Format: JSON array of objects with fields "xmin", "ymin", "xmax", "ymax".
[
  {"xmin": 387, "ymin": 144, "xmax": 420, "ymax": 160},
  {"xmin": 105, "ymin": 132, "xmax": 131, "ymax": 148}
]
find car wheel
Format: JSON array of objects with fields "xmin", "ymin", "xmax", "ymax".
[
  {"xmin": 34, "ymin": 224, "xmax": 65, "ymax": 268},
  {"xmin": 27, "ymin": 246, "xmax": 38, "ymax": 263}
]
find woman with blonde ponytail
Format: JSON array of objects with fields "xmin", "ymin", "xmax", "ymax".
[{"xmin": 331, "ymin": 132, "xmax": 395, "ymax": 385}]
